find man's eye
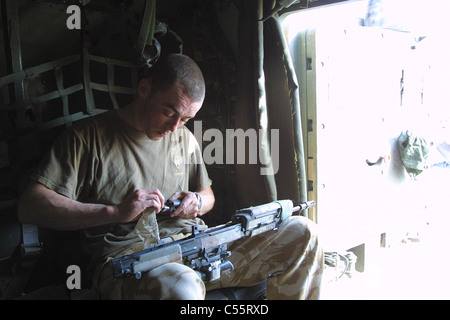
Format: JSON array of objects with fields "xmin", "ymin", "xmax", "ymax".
[{"xmin": 164, "ymin": 110, "xmax": 177, "ymax": 118}]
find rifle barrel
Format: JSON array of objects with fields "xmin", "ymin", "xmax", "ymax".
[{"xmin": 292, "ymin": 200, "xmax": 316, "ymax": 213}]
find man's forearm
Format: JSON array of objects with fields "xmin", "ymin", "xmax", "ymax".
[
  {"xmin": 18, "ymin": 181, "xmax": 118, "ymax": 230},
  {"xmin": 196, "ymin": 186, "xmax": 214, "ymax": 216}
]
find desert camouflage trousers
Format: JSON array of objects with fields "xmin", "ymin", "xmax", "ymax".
[{"xmin": 94, "ymin": 215, "xmax": 323, "ymax": 300}]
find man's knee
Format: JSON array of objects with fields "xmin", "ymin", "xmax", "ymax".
[
  {"xmin": 143, "ymin": 262, "xmax": 205, "ymax": 300},
  {"xmin": 279, "ymin": 215, "xmax": 320, "ymax": 247}
]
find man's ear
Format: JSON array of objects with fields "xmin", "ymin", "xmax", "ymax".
[{"xmin": 137, "ymin": 78, "xmax": 151, "ymax": 98}]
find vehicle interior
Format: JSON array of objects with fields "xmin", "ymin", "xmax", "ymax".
[{"xmin": 1, "ymin": 0, "xmax": 449, "ymax": 300}]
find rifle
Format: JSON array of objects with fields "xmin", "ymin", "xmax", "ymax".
[
  {"xmin": 159, "ymin": 198, "xmax": 181, "ymax": 215},
  {"xmin": 112, "ymin": 199, "xmax": 315, "ymax": 282}
]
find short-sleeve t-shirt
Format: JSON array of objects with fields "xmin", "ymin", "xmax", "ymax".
[{"xmin": 30, "ymin": 110, "xmax": 211, "ymax": 261}]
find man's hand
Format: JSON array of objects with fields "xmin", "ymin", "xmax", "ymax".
[
  {"xmin": 166, "ymin": 191, "xmax": 200, "ymax": 219},
  {"xmin": 115, "ymin": 189, "xmax": 165, "ymax": 223}
]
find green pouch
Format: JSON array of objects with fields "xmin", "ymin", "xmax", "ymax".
[{"xmin": 398, "ymin": 130, "xmax": 429, "ymax": 177}]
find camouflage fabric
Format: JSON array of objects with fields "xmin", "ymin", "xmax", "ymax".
[
  {"xmin": 95, "ymin": 262, "xmax": 205, "ymax": 300},
  {"xmin": 206, "ymin": 215, "xmax": 323, "ymax": 300},
  {"xmin": 93, "ymin": 215, "xmax": 323, "ymax": 300}
]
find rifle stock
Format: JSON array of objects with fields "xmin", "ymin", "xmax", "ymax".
[{"xmin": 112, "ymin": 199, "xmax": 315, "ymax": 282}]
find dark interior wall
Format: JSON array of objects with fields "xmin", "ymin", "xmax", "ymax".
[
  {"xmin": 167, "ymin": 0, "xmax": 240, "ymax": 224},
  {"xmin": 0, "ymin": 0, "xmax": 241, "ymax": 225}
]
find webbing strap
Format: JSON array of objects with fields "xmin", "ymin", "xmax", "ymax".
[
  {"xmin": 1, "ymin": 48, "xmax": 138, "ymax": 131},
  {"xmin": 83, "ymin": 48, "xmax": 138, "ymax": 113},
  {"xmin": 0, "ymin": 54, "xmax": 81, "ymax": 114},
  {"xmin": 55, "ymin": 65, "xmax": 70, "ymax": 125},
  {"xmin": 137, "ymin": 0, "xmax": 157, "ymax": 55},
  {"xmin": 0, "ymin": 55, "xmax": 80, "ymax": 88},
  {"xmin": 83, "ymin": 47, "xmax": 95, "ymax": 115}
]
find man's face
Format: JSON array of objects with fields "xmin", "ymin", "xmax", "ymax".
[{"xmin": 138, "ymin": 80, "xmax": 203, "ymax": 140}]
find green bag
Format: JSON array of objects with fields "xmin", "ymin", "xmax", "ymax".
[{"xmin": 398, "ymin": 130, "xmax": 429, "ymax": 177}]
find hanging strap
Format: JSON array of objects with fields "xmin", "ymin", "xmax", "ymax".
[
  {"xmin": 137, "ymin": 0, "xmax": 156, "ymax": 55},
  {"xmin": 136, "ymin": 0, "xmax": 160, "ymax": 66}
]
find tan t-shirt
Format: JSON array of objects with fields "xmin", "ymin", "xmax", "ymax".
[{"xmin": 31, "ymin": 110, "xmax": 211, "ymax": 262}]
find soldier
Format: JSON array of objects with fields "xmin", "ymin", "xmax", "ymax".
[{"xmin": 18, "ymin": 53, "xmax": 323, "ymax": 300}]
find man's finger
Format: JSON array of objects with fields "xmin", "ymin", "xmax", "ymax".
[
  {"xmin": 172, "ymin": 193, "xmax": 198, "ymax": 218},
  {"xmin": 144, "ymin": 188, "xmax": 165, "ymax": 205}
]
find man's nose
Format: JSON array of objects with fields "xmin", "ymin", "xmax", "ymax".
[{"xmin": 167, "ymin": 117, "xmax": 181, "ymax": 133}]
